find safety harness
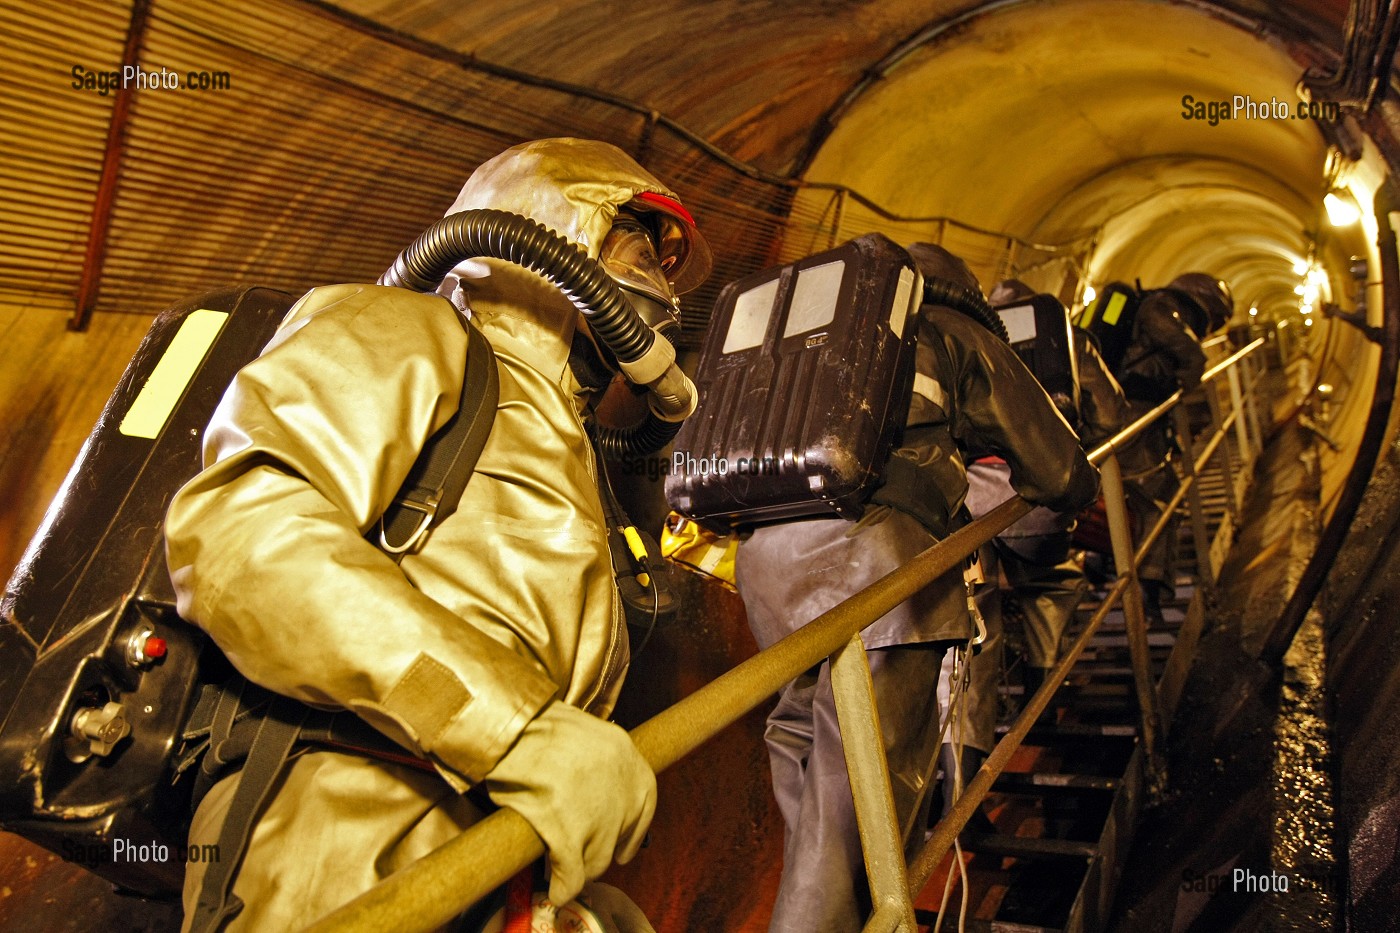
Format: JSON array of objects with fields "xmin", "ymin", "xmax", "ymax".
[{"xmin": 182, "ymin": 317, "xmax": 498, "ymax": 932}]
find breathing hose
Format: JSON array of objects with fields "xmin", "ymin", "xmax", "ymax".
[
  {"xmin": 379, "ymin": 209, "xmax": 695, "ymax": 457},
  {"xmin": 924, "ymin": 277, "xmax": 1010, "ymax": 343}
]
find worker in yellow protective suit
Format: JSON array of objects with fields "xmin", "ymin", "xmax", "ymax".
[{"xmin": 165, "ymin": 137, "xmax": 710, "ymax": 932}]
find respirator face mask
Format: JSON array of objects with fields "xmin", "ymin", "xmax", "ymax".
[
  {"xmin": 572, "ymin": 211, "xmax": 684, "ymax": 390},
  {"xmin": 599, "ymin": 211, "xmax": 683, "ymax": 345}
]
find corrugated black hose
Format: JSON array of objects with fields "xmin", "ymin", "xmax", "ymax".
[
  {"xmin": 379, "ymin": 209, "xmax": 683, "ymax": 457},
  {"xmin": 925, "ymin": 277, "xmax": 1011, "ymax": 343}
]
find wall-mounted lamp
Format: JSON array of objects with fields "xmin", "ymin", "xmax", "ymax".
[{"xmin": 1325, "ymin": 190, "xmax": 1362, "ymax": 226}]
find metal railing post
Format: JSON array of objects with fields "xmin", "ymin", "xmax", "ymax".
[
  {"xmin": 830, "ymin": 636, "xmax": 918, "ymax": 933},
  {"xmin": 1227, "ymin": 364, "xmax": 1253, "ymax": 472},
  {"xmin": 1099, "ymin": 454, "xmax": 1167, "ymax": 795},
  {"xmin": 1172, "ymin": 406, "xmax": 1215, "ymax": 589},
  {"xmin": 1205, "ymin": 380, "xmax": 1241, "ymax": 523},
  {"xmin": 1244, "ymin": 352, "xmax": 1264, "ymax": 457}
]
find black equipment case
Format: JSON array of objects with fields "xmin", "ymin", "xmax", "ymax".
[
  {"xmin": 664, "ymin": 233, "xmax": 923, "ymax": 532},
  {"xmin": 994, "ymin": 292, "xmax": 1081, "ymax": 427},
  {"xmin": 0, "ymin": 286, "xmax": 296, "ymax": 896},
  {"xmin": 1076, "ymin": 280, "xmax": 1140, "ymax": 372}
]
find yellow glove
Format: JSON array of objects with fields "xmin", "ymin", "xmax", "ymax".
[{"xmin": 483, "ymin": 701, "xmax": 656, "ymax": 905}]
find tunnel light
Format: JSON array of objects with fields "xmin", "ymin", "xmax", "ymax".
[
  {"xmin": 1325, "ymin": 191, "xmax": 1361, "ymax": 227},
  {"xmin": 1305, "ymin": 316, "xmax": 1314, "ymax": 326},
  {"xmin": 1292, "ymin": 259, "xmax": 1310, "ymax": 275},
  {"xmin": 1083, "ymin": 285, "xmax": 1097, "ymax": 304},
  {"xmin": 1294, "ymin": 285, "xmax": 1307, "ymax": 295},
  {"xmin": 1249, "ymin": 306, "xmax": 1258, "ymax": 316}
]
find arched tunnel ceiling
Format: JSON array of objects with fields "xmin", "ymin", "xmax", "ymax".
[
  {"xmin": 332, "ymin": 0, "xmax": 1347, "ymax": 175},
  {"xmin": 326, "ymin": 0, "xmax": 1350, "ymax": 331},
  {"xmin": 802, "ymin": 0, "xmax": 1334, "ymax": 324}
]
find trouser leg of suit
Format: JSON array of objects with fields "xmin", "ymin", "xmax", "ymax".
[
  {"xmin": 998, "ymin": 531, "xmax": 1087, "ymax": 669},
  {"xmin": 1125, "ymin": 466, "xmax": 1181, "ymax": 587},
  {"xmin": 763, "ymin": 644, "xmax": 946, "ymax": 933}
]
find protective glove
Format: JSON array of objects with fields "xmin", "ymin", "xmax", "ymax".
[{"xmin": 483, "ymin": 700, "xmax": 656, "ymax": 905}]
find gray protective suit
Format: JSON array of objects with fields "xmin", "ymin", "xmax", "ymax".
[
  {"xmin": 942, "ymin": 283, "xmax": 1127, "ymax": 755},
  {"xmin": 1113, "ymin": 290, "xmax": 1208, "ymax": 590},
  {"xmin": 734, "ymin": 247, "xmax": 1098, "ymax": 932},
  {"xmin": 164, "ymin": 138, "xmax": 702, "ymax": 931}
]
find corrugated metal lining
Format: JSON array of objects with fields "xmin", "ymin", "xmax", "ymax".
[
  {"xmin": 1, "ymin": 0, "xmax": 1083, "ymax": 346},
  {"xmin": 0, "ymin": 0, "xmax": 133, "ymax": 310}
]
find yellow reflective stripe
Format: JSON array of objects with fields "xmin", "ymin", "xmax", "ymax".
[
  {"xmin": 1103, "ymin": 292, "xmax": 1128, "ymax": 326},
  {"xmin": 913, "ymin": 372, "xmax": 947, "ymax": 410},
  {"xmin": 119, "ymin": 309, "xmax": 229, "ymax": 439}
]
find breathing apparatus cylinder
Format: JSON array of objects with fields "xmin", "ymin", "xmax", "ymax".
[{"xmin": 378, "ymin": 208, "xmax": 697, "ymax": 458}]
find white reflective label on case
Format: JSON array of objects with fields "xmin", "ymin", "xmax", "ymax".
[
  {"xmin": 890, "ymin": 267, "xmax": 915, "ymax": 339},
  {"xmin": 119, "ymin": 309, "xmax": 229, "ymax": 439},
  {"xmin": 998, "ymin": 303, "xmax": 1038, "ymax": 344},
  {"xmin": 724, "ymin": 277, "xmax": 780, "ymax": 354},
  {"xmin": 783, "ymin": 259, "xmax": 844, "ymax": 338}
]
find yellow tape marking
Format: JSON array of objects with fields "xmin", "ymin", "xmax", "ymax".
[{"xmin": 1102, "ymin": 292, "xmax": 1128, "ymax": 326}]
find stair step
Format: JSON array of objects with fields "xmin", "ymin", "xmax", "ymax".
[
  {"xmin": 992, "ymin": 772, "xmax": 1120, "ymax": 793},
  {"xmin": 958, "ymin": 833, "xmax": 1099, "ymax": 860},
  {"xmin": 996, "ymin": 721, "xmax": 1138, "ymax": 741},
  {"xmin": 913, "ymin": 917, "xmax": 1062, "ymax": 933}
]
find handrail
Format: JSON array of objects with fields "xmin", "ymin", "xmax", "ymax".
[
  {"xmin": 302, "ymin": 337, "xmax": 1272, "ymax": 933},
  {"xmin": 305, "ymin": 496, "xmax": 1034, "ymax": 933}
]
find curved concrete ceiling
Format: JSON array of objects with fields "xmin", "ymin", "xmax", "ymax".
[
  {"xmin": 326, "ymin": 0, "xmax": 1360, "ymax": 340},
  {"xmin": 802, "ymin": 0, "xmax": 1337, "ymax": 327}
]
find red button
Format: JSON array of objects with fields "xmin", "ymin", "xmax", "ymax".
[{"xmin": 143, "ymin": 636, "xmax": 168, "ymax": 660}]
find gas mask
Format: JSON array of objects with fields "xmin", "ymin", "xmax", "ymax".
[{"xmin": 572, "ymin": 210, "xmax": 684, "ymax": 390}]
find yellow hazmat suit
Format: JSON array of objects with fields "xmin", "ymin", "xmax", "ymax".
[{"xmin": 164, "ymin": 138, "xmax": 705, "ymax": 930}]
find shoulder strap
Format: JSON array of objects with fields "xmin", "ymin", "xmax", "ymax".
[{"xmin": 378, "ymin": 317, "xmax": 499, "ymax": 554}]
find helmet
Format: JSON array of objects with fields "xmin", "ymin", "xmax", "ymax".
[{"xmin": 1167, "ymin": 273, "xmax": 1233, "ymax": 335}]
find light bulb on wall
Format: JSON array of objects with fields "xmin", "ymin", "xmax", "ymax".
[{"xmin": 1325, "ymin": 190, "xmax": 1361, "ymax": 227}]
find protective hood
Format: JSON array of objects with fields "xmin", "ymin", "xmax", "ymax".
[
  {"xmin": 438, "ymin": 138, "xmax": 704, "ymax": 378},
  {"xmin": 1165, "ymin": 272, "xmax": 1234, "ymax": 336},
  {"xmin": 905, "ymin": 242, "xmax": 982, "ymax": 294}
]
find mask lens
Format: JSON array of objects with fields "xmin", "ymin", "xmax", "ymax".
[{"xmin": 600, "ymin": 214, "xmax": 681, "ymax": 335}]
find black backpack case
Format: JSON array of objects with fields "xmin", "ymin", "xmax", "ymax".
[
  {"xmin": 0, "ymin": 287, "xmax": 296, "ymax": 896},
  {"xmin": 664, "ymin": 233, "xmax": 923, "ymax": 533},
  {"xmin": 995, "ymin": 292, "xmax": 1081, "ymax": 427}
]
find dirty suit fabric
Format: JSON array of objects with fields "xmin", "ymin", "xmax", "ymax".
[
  {"xmin": 941, "ymin": 330, "xmax": 1125, "ymax": 749},
  {"xmin": 735, "ymin": 282, "xmax": 1099, "ymax": 932},
  {"xmin": 164, "ymin": 138, "xmax": 685, "ymax": 930}
]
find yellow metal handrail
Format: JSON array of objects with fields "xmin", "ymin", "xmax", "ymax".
[{"xmin": 303, "ymin": 337, "xmax": 1270, "ymax": 933}]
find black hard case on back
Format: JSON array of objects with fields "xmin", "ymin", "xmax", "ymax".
[
  {"xmin": 665, "ymin": 233, "xmax": 923, "ymax": 533},
  {"xmin": 1076, "ymin": 281, "xmax": 1138, "ymax": 372},
  {"xmin": 996, "ymin": 293, "xmax": 1081, "ymax": 424},
  {"xmin": 0, "ymin": 286, "xmax": 296, "ymax": 896}
]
